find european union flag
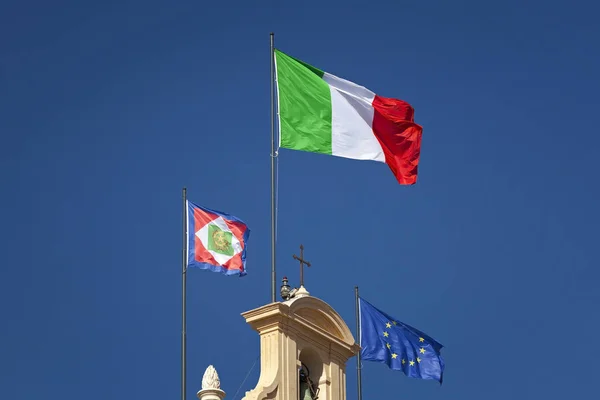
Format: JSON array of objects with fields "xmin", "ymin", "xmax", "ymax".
[{"xmin": 359, "ymin": 297, "xmax": 445, "ymax": 383}]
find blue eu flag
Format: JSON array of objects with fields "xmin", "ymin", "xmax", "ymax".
[{"xmin": 359, "ymin": 297, "xmax": 445, "ymax": 383}]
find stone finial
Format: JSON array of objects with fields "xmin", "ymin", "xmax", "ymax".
[
  {"xmin": 201, "ymin": 365, "xmax": 221, "ymax": 390},
  {"xmin": 294, "ymin": 285, "xmax": 310, "ymax": 298},
  {"xmin": 198, "ymin": 365, "xmax": 225, "ymax": 400}
]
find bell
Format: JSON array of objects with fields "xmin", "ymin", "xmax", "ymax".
[
  {"xmin": 299, "ymin": 365, "xmax": 318, "ymax": 400},
  {"xmin": 299, "ymin": 380, "xmax": 314, "ymax": 400}
]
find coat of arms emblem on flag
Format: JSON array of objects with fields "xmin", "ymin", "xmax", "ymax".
[{"xmin": 186, "ymin": 200, "xmax": 250, "ymax": 276}]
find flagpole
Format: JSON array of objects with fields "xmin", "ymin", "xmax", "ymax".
[
  {"xmin": 355, "ymin": 286, "xmax": 363, "ymax": 400},
  {"xmin": 182, "ymin": 187, "xmax": 187, "ymax": 400},
  {"xmin": 270, "ymin": 32, "xmax": 277, "ymax": 303}
]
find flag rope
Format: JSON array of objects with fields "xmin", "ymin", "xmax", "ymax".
[
  {"xmin": 275, "ymin": 144, "xmax": 279, "ymax": 242},
  {"xmin": 231, "ymin": 355, "xmax": 260, "ymax": 400}
]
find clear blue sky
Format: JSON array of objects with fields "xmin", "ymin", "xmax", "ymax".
[{"xmin": 1, "ymin": 1, "xmax": 599, "ymax": 399}]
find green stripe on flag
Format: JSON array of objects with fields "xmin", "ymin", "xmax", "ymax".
[{"xmin": 275, "ymin": 49, "xmax": 332, "ymax": 155}]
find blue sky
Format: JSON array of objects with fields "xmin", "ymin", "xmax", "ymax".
[{"xmin": 1, "ymin": 0, "xmax": 599, "ymax": 399}]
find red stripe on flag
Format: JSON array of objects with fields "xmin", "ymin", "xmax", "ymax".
[
  {"xmin": 223, "ymin": 255, "xmax": 244, "ymax": 273},
  {"xmin": 193, "ymin": 207, "xmax": 216, "ymax": 227},
  {"xmin": 224, "ymin": 219, "xmax": 247, "ymax": 273},
  {"xmin": 225, "ymin": 219, "xmax": 247, "ymax": 245},
  {"xmin": 371, "ymin": 95, "xmax": 423, "ymax": 185}
]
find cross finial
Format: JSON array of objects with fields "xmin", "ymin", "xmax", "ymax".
[{"xmin": 292, "ymin": 244, "xmax": 311, "ymax": 287}]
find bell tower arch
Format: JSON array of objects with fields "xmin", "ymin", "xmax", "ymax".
[{"xmin": 240, "ymin": 288, "xmax": 359, "ymax": 400}]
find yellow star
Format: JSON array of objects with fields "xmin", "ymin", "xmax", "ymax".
[
  {"xmin": 409, "ymin": 360, "xmax": 415, "ymax": 366},
  {"xmin": 402, "ymin": 359, "xmax": 406, "ymax": 364},
  {"xmin": 383, "ymin": 331, "xmax": 389, "ymax": 337},
  {"xmin": 392, "ymin": 321, "xmax": 397, "ymax": 325},
  {"xmin": 419, "ymin": 337, "xmax": 425, "ymax": 343},
  {"xmin": 386, "ymin": 322, "xmax": 392, "ymax": 328},
  {"xmin": 420, "ymin": 348, "xmax": 426, "ymax": 354},
  {"xmin": 391, "ymin": 353, "xmax": 398, "ymax": 359},
  {"xmin": 417, "ymin": 357, "xmax": 422, "ymax": 363},
  {"xmin": 386, "ymin": 343, "xmax": 391, "ymax": 349}
]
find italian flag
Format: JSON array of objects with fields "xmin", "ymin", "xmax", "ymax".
[{"xmin": 274, "ymin": 49, "xmax": 423, "ymax": 185}]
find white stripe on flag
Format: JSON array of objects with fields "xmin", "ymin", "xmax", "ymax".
[{"xmin": 323, "ymin": 72, "xmax": 385, "ymax": 161}]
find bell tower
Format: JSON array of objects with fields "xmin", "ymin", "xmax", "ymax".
[{"xmin": 240, "ymin": 283, "xmax": 359, "ymax": 400}]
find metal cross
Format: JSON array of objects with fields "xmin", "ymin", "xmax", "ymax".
[{"xmin": 293, "ymin": 244, "xmax": 311, "ymax": 287}]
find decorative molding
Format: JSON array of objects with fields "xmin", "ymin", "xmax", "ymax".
[{"xmin": 295, "ymin": 308, "xmax": 343, "ymax": 339}]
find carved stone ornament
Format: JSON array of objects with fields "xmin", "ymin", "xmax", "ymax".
[{"xmin": 201, "ymin": 365, "xmax": 221, "ymax": 390}]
